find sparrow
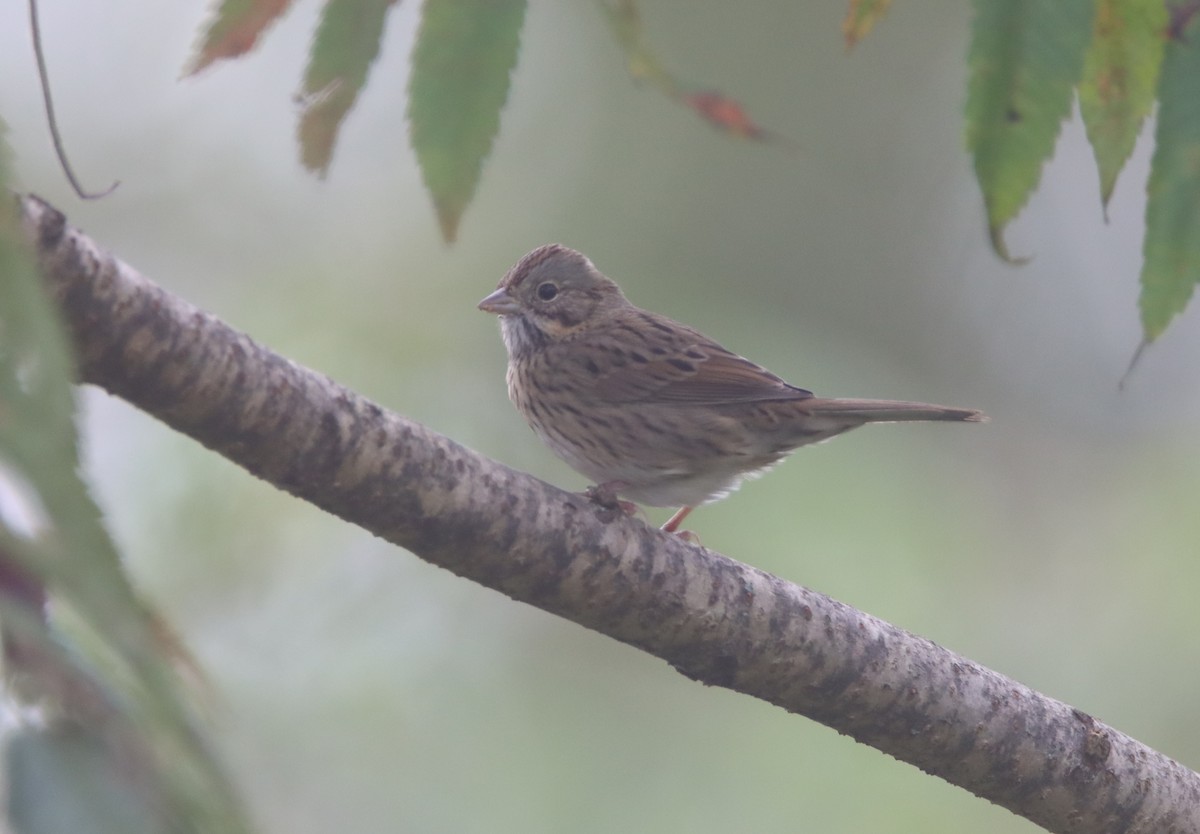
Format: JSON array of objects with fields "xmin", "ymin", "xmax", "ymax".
[{"xmin": 480, "ymin": 244, "xmax": 984, "ymax": 532}]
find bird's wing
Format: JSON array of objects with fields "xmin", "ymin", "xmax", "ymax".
[{"xmin": 586, "ymin": 320, "xmax": 813, "ymax": 405}]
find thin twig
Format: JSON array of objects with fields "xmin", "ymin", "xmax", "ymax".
[{"xmin": 28, "ymin": 0, "xmax": 120, "ymax": 200}]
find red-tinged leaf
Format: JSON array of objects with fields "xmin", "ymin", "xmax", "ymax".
[
  {"xmin": 843, "ymin": 0, "xmax": 893, "ymax": 49},
  {"xmin": 408, "ymin": 0, "xmax": 527, "ymax": 243},
  {"xmin": 187, "ymin": 0, "xmax": 295, "ymax": 75},
  {"xmin": 297, "ymin": 0, "xmax": 396, "ymax": 176},
  {"xmin": 686, "ymin": 92, "xmax": 758, "ymax": 139},
  {"xmin": 681, "ymin": 91, "xmax": 769, "ymax": 141},
  {"xmin": 1079, "ymin": 0, "xmax": 1165, "ymax": 212},
  {"xmin": 1139, "ymin": 14, "xmax": 1200, "ymax": 341},
  {"xmin": 965, "ymin": 0, "xmax": 1094, "ymax": 262},
  {"xmin": 677, "ymin": 90, "xmax": 796, "ymax": 150}
]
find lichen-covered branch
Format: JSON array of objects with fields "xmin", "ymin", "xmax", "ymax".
[{"xmin": 19, "ymin": 194, "xmax": 1200, "ymax": 834}]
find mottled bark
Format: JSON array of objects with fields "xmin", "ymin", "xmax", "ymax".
[{"xmin": 18, "ymin": 194, "xmax": 1200, "ymax": 834}]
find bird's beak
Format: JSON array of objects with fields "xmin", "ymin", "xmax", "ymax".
[{"xmin": 478, "ymin": 287, "xmax": 520, "ymax": 316}]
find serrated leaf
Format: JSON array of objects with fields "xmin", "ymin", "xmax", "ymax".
[
  {"xmin": 1078, "ymin": 0, "xmax": 1165, "ymax": 211},
  {"xmin": 408, "ymin": 0, "xmax": 527, "ymax": 243},
  {"xmin": 187, "ymin": 0, "xmax": 295, "ymax": 75},
  {"xmin": 965, "ymin": 0, "xmax": 1094, "ymax": 260},
  {"xmin": 1140, "ymin": 21, "xmax": 1200, "ymax": 342},
  {"xmin": 298, "ymin": 0, "xmax": 397, "ymax": 176},
  {"xmin": 842, "ymin": 0, "xmax": 893, "ymax": 49}
]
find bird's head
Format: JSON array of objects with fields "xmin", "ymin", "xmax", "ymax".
[{"xmin": 479, "ymin": 245, "xmax": 627, "ymax": 354}]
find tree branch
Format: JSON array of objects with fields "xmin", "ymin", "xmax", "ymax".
[{"xmin": 18, "ymin": 193, "xmax": 1200, "ymax": 834}]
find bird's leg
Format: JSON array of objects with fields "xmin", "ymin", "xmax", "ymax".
[
  {"xmin": 661, "ymin": 506, "xmax": 694, "ymax": 534},
  {"xmin": 584, "ymin": 482, "xmax": 638, "ymax": 517}
]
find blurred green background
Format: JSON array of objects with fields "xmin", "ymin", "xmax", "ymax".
[{"xmin": 4, "ymin": 2, "xmax": 1200, "ymax": 832}]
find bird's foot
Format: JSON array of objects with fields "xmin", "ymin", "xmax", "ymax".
[
  {"xmin": 661, "ymin": 506, "xmax": 701, "ymax": 543},
  {"xmin": 584, "ymin": 482, "xmax": 639, "ymax": 519},
  {"xmin": 661, "ymin": 505, "xmax": 694, "ymax": 533}
]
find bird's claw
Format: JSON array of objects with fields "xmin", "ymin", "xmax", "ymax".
[{"xmin": 584, "ymin": 483, "xmax": 639, "ymax": 519}]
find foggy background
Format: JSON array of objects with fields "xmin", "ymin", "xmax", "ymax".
[{"xmin": 3, "ymin": 2, "xmax": 1199, "ymax": 832}]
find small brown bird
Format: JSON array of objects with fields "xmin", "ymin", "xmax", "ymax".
[{"xmin": 479, "ymin": 245, "xmax": 984, "ymax": 533}]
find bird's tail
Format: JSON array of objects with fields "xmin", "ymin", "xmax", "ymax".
[{"xmin": 801, "ymin": 398, "xmax": 986, "ymax": 424}]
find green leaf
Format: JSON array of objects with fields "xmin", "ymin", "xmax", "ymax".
[
  {"xmin": 965, "ymin": 0, "xmax": 1094, "ymax": 260},
  {"xmin": 187, "ymin": 0, "xmax": 296, "ymax": 75},
  {"xmin": 0, "ymin": 168, "xmax": 251, "ymax": 830},
  {"xmin": 1140, "ymin": 22, "xmax": 1200, "ymax": 342},
  {"xmin": 298, "ymin": 0, "xmax": 397, "ymax": 176},
  {"xmin": 1078, "ymin": 0, "xmax": 1165, "ymax": 211},
  {"xmin": 408, "ymin": 0, "xmax": 527, "ymax": 243}
]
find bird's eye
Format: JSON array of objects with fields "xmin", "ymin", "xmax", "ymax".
[{"xmin": 536, "ymin": 282, "xmax": 559, "ymax": 301}]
